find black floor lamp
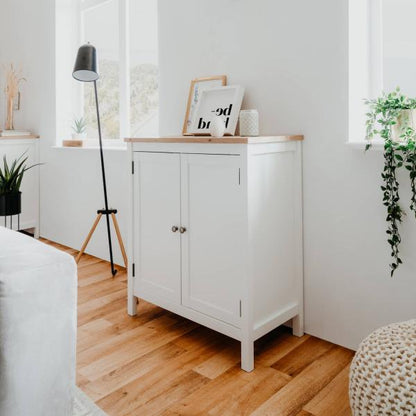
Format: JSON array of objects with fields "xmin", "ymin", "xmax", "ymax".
[{"xmin": 72, "ymin": 43, "xmax": 127, "ymax": 276}]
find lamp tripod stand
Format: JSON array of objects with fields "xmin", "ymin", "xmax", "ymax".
[
  {"xmin": 75, "ymin": 207, "xmax": 127, "ymax": 271},
  {"xmin": 73, "ymin": 45, "xmax": 126, "ymax": 276}
]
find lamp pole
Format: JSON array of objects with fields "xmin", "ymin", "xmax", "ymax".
[
  {"xmin": 94, "ymin": 80, "xmax": 117, "ymax": 276},
  {"xmin": 73, "ymin": 43, "xmax": 124, "ymax": 276}
]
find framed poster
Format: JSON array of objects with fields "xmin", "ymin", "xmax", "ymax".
[
  {"xmin": 189, "ymin": 85, "xmax": 245, "ymax": 136},
  {"xmin": 182, "ymin": 75, "xmax": 227, "ymax": 135}
]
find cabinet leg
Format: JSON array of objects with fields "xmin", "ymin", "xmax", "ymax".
[
  {"xmin": 241, "ymin": 340, "xmax": 254, "ymax": 372},
  {"xmin": 292, "ymin": 314, "xmax": 304, "ymax": 337},
  {"xmin": 128, "ymin": 295, "xmax": 138, "ymax": 316}
]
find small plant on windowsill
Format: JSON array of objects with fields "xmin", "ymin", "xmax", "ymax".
[
  {"xmin": 365, "ymin": 88, "xmax": 416, "ymax": 276},
  {"xmin": 71, "ymin": 116, "xmax": 87, "ymax": 140},
  {"xmin": 63, "ymin": 117, "xmax": 87, "ymax": 147}
]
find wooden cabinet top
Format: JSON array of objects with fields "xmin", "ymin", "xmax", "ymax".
[{"xmin": 125, "ymin": 135, "xmax": 303, "ymax": 144}]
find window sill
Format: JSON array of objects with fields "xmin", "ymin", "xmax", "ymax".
[
  {"xmin": 52, "ymin": 145, "xmax": 127, "ymax": 152},
  {"xmin": 346, "ymin": 140, "xmax": 384, "ymax": 151}
]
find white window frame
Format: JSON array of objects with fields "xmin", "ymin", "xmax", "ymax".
[
  {"xmin": 369, "ymin": 0, "xmax": 383, "ymax": 98},
  {"xmin": 80, "ymin": 0, "xmax": 130, "ymax": 142},
  {"xmin": 348, "ymin": 0, "xmax": 383, "ymax": 145}
]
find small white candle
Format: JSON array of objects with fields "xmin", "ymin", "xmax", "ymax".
[{"xmin": 239, "ymin": 110, "xmax": 259, "ymax": 136}]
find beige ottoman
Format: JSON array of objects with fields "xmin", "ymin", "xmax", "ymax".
[{"xmin": 349, "ymin": 320, "xmax": 416, "ymax": 415}]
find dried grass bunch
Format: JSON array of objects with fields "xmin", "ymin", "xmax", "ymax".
[{"xmin": 4, "ymin": 64, "xmax": 25, "ymax": 130}]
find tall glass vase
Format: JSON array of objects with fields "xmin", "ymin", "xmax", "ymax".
[{"xmin": 5, "ymin": 94, "xmax": 14, "ymax": 131}]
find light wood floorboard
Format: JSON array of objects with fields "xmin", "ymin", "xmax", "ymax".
[{"xmin": 44, "ymin": 240, "xmax": 354, "ymax": 416}]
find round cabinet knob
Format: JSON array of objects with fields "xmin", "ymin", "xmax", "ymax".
[
  {"xmin": 171, "ymin": 226, "xmax": 179, "ymax": 233},
  {"xmin": 179, "ymin": 227, "xmax": 187, "ymax": 234}
]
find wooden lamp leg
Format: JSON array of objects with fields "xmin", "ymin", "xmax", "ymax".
[
  {"xmin": 111, "ymin": 212, "xmax": 127, "ymax": 268},
  {"xmin": 75, "ymin": 213, "xmax": 102, "ymax": 263}
]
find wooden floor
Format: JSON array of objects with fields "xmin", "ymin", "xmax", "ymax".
[{"xmin": 44, "ymin": 239, "xmax": 354, "ymax": 416}]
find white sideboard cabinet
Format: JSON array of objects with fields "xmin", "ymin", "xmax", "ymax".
[
  {"xmin": 126, "ymin": 135, "xmax": 304, "ymax": 372},
  {"xmin": 0, "ymin": 136, "xmax": 40, "ymax": 237}
]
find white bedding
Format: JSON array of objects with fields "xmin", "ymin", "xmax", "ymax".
[{"xmin": 0, "ymin": 227, "xmax": 77, "ymax": 416}]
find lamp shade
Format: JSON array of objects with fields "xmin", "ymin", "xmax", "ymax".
[{"xmin": 72, "ymin": 43, "xmax": 99, "ymax": 82}]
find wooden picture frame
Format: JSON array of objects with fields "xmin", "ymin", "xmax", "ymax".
[{"xmin": 182, "ymin": 75, "xmax": 227, "ymax": 135}]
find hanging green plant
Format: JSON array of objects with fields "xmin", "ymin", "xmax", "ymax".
[{"xmin": 365, "ymin": 88, "xmax": 416, "ymax": 276}]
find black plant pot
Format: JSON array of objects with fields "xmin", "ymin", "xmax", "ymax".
[{"xmin": 0, "ymin": 192, "xmax": 22, "ymax": 216}]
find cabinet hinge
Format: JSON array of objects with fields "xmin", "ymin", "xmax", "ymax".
[
  {"xmin": 239, "ymin": 300, "xmax": 242, "ymax": 317},
  {"xmin": 132, "ymin": 263, "xmax": 135, "ymax": 277},
  {"xmin": 131, "ymin": 161, "xmax": 135, "ymax": 174}
]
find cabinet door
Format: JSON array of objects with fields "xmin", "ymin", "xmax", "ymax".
[
  {"xmin": 181, "ymin": 154, "xmax": 244, "ymax": 327},
  {"xmin": 133, "ymin": 152, "xmax": 181, "ymax": 304}
]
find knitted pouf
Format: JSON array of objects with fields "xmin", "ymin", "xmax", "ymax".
[{"xmin": 349, "ymin": 320, "xmax": 416, "ymax": 415}]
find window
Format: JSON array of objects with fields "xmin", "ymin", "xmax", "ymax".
[
  {"xmin": 349, "ymin": 0, "xmax": 416, "ymax": 142},
  {"xmin": 382, "ymin": 0, "xmax": 416, "ymax": 96},
  {"xmin": 80, "ymin": 0, "xmax": 158, "ymax": 141},
  {"xmin": 129, "ymin": 0, "xmax": 159, "ymax": 136}
]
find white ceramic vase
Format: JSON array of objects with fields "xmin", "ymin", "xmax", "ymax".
[
  {"xmin": 210, "ymin": 116, "xmax": 226, "ymax": 138},
  {"xmin": 72, "ymin": 133, "xmax": 86, "ymax": 140}
]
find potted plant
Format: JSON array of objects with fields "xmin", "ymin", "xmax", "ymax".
[
  {"xmin": 63, "ymin": 117, "xmax": 87, "ymax": 147},
  {"xmin": 365, "ymin": 88, "xmax": 416, "ymax": 276},
  {"xmin": 0, "ymin": 153, "xmax": 40, "ymax": 216},
  {"xmin": 72, "ymin": 116, "xmax": 87, "ymax": 140}
]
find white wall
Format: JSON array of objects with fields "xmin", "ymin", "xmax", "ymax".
[
  {"xmin": 1, "ymin": 0, "xmax": 415, "ymax": 349},
  {"xmin": 158, "ymin": 0, "xmax": 416, "ymax": 349},
  {"xmin": 0, "ymin": 0, "xmax": 128, "ymax": 267}
]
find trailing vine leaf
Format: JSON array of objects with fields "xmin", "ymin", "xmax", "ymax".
[
  {"xmin": 382, "ymin": 141, "xmax": 403, "ymax": 276},
  {"xmin": 406, "ymin": 146, "xmax": 416, "ymax": 216}
]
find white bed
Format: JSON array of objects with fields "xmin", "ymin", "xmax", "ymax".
[{"xmin": 0, "ymin": 227, "xmax": 77, "ymax": 416}]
